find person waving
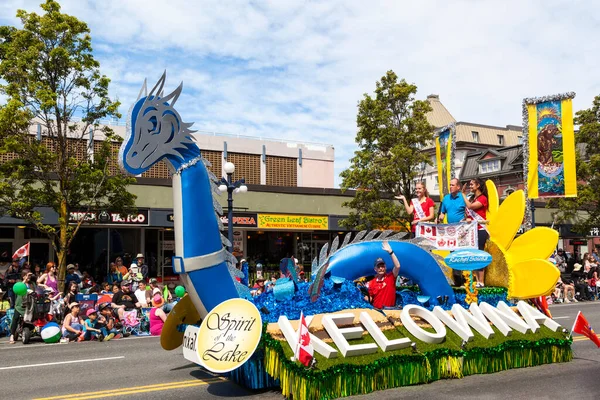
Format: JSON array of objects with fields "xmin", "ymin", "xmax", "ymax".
[{"xmin": 396, "ymin": 182, "xmax": 435, "ymax": 237}]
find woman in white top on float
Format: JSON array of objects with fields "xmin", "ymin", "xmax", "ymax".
[{"xmin": 395, "ymin": 182, "xmax": 435, "ymax": 238}]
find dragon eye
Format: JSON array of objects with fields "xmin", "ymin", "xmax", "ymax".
[{"xmin": 149, "ymin": 116, "xmax": 158, "ymax": 131}]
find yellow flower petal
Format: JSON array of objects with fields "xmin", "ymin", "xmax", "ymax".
[
  {"xmin": 487, "ymin": 190, "xmax": 525, "ymax": 250},
  {"xmin": 508, "ymin": 259, "xmax": 559, "ymax": 299},
  {"xmin": 506, "ymin": 227, "xmax": 559, "ymax": 265},
  {"xmin": 485, "ymin": 180, "xmax": 499, "ymax": 222}
]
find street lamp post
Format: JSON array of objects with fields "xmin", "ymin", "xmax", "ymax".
[{"xmin": 218, "ymin": 162, "xmax": 248, "ymax": 253}]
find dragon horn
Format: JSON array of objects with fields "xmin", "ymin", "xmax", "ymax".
[
  {"xmin": 136, "ymin": 79, "xmax": 148, "ymax": 102},
  {"xmin": 148, "ymin": 71, "xmax": 167, "ymax": 99},
  {"xmin": 161, "ymin": 82, "xmax": 183, "ymax": 107}
]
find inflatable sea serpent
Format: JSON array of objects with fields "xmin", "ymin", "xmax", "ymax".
[{"xmin": 312, "ymin": 231, "xmax": 455, "ymax": 305}]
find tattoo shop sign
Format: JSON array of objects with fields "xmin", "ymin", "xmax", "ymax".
[
  {"xmin": 69, "ymin": 210, "xmax": 149, "ymax": 226},
  {"xmin": 183, "ymin": 298, "xmax": 262, "ymax": 373},
  {"xmin": 416, "ymin": 221, "xmax": 478, "ymax": 250}
]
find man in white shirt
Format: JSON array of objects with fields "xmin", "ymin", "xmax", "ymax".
[{"xmin": 133, "ymin": 280, "xmax": 151, "ymax": 307}]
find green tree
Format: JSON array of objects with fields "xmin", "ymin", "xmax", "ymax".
[
  {"xmin": 340, "ymin": 71, "xmax": 434, "ymax": 230},
  {"xmin": 550, "ymin": 95, "xmax": 600, "ymax": 234},
  {"xmin": 0, "ymin": 0, "xmax": 136, "ymax": 289}
]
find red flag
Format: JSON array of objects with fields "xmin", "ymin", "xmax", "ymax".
[
  {"xmin": 295, "ymin": 312, "xmax": 314, "ymax": 367},
  {"xmin": 572, "ymin": 311, "xmax": 600, "ymax": 348},
  {"xmin": 12, "ymin": 242, "xmax": 30, "ymax": 260},
  {"xmin": 533, "ymin": 296, "xmax": 552, "ymax": 318}
]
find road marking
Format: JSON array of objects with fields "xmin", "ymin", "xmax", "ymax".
[
  {"xmin": 572, "ymin": 333, "xmax": 600, "ymax": 342},
  {"xmin": 552, "ymin": 316, "xmax": 570, "ymax": 319},
  {"xmin": 34, "ymin": 378, "xmax": 225, "ymax": 400},
  {"xmin": 0, "ymin": 356, "xmax": 124, "ymax": 370}
]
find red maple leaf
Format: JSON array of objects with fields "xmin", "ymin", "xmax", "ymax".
[{"xmin": 300, "ymin": 331, "xmax": 310, "ymax": 346}]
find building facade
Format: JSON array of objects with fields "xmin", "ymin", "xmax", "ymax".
[{"xmin": 0, "ymin": 120, "xmax": 347, "ymax": 280}]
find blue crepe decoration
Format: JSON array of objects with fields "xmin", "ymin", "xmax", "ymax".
[{"xmin": 273, "ymin": 278, "xmax": 295, "ymax": 302}]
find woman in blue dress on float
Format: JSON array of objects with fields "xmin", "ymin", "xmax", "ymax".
[
  {"xmin": 395, "ymin": 181, "xmax": 435, "ymax": 238},
  {"xmin": 461, "ymin": 177, "xmax": 489, "ymax": 287}
]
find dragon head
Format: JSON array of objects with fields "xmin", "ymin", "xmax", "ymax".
[{"xmin": 119, "ymin": 72, "xmax": 199, "ymax": 175}]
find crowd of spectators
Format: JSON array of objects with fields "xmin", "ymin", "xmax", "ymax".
[
  {"xmin": 0, "ymin": 253, "xmax": 175, "ymax": 344},
  {"xmin": 550, "ymin": 248, "xmax": 600, "ymax": 303}
]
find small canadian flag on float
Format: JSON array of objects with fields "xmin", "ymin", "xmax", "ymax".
[
  {"xmin": 12, "ymin": 242, "xmax": 30, "ymax": 260},
  {"xmin": 295, "ymin": 312, "xmax": 314, "ymax": 366}
]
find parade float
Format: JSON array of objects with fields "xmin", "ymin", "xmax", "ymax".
[{"xmin": 119, "ymin": 73, "xmax": 574, "ymax": 399}]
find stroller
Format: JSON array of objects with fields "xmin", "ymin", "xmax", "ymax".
[{"xmin": 18, "ymin": 290, "xmax": 54, "ymax": 344}]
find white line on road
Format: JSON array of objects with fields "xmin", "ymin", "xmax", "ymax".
[
  {"xmin": 0, "ymin": 356, "xmax": 124, "ymax": 370},
  {"xmin": 552, "ymin": 316, "xmax": 570, "ymax": 319}
]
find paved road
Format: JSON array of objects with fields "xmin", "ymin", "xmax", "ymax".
[{"xmin": 1, "ymin": 301, "xmax": 599, "ymax": 399}]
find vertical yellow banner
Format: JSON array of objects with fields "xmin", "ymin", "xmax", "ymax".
[
  {"xmin": 526, "ymin": 96, "xmax": 577, "ymax": 199},
  {"xmin": 562, "ymin": 99, "xmax": 577, "ymax": 197},
  {"xmin": 527, "ymin": 104, "xmax": 539, "ymax": 199}
]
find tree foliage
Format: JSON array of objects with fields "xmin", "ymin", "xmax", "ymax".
[
  {"xmin": 0, "ymin": 0, "xmax": 136, "ymax": 287},
  {"xmin": 340, "ymin": 71, "xmax": 434, "ymax": 230},
  {"xmin": 550, "ymin": 95, "xmax": 600, "ymax": 234}
]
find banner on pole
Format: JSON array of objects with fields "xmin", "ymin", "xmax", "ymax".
[
  {"xmin": 524, "ymin": 93, "xmax": 577, "ymax": 199},
  {"xmin": 416, "ymin": 222, "xmax": 478, "ymax": 250},
  {"xmin": 434, "ymin": 124, "xmax": 456, "ymax": 199}
]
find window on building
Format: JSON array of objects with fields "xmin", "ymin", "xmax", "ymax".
[
  {"xmin": 518, "ymin": 136, "xmax": 524, "ymax": 144},
  {"xmin": 498, "ymin": 135, "xmax": 504, "ymax": 145},
  {"xmin": 503, "ymin": 187, "xmax": 515, "ymax": 197},
  {"xmin": 433, "ymin": 175, "xmax": 439, "ymax": 190},
  {"xmin": 472, "ymin": 131, "xmax": 479, "ymax": 143},
  {"xmin": 479, "ymin": 159, "xmax": 501, "ymax": 174}
]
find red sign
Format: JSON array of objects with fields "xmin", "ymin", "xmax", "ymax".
[{"xmin": 220, "ymin": 213, "xmax": 258, "ymax": 228}]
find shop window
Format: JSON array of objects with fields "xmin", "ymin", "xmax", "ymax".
[
  {"xmin": 0, "ymin": 242, "xmax": 13, "ymax": 262},
  {"xmin": 0, "ymin": 228, "xmax": 14, "ymax": 239},
  {"xmin": 24, "ymin": 228, "xmax": 48, "ymax": 239}
]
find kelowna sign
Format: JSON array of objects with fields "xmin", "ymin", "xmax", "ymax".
[{"xmin": 277, "ymin": 301, "xmax": 562, "ymax": 358}]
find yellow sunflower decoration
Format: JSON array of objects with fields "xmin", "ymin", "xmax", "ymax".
[{"xmin": 484, "ymin": 180, "xmax": 559, "ymax": 299}]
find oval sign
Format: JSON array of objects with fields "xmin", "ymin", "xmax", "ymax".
[
  {"xmin": 196, "ymin": 298, "xmax": 262, "ymax": 373},
  {"xmin": 444, "ymin": 249, "xmax": 492, "ymax": 271}
]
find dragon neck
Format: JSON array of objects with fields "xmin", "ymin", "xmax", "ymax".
[{"xmin": 172, "ymin": 159, "xmax": 222, "ymax": 259}]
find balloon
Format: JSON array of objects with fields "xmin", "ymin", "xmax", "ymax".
[
  {"xmin": 13, "ymin": 282, "xmax": 27, "ymax": 296},
  {"xmin": 175, "ymin": 285, "xmax": 186, "ymax": 298}
]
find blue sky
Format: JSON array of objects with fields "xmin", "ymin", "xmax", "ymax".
[{"xmin": 1, "ymin": 0, "xmax": 599, "ymax": 187}]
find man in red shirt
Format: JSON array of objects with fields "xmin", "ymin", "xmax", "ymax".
[{"xmin": 367, "ymin": 241, "xmax": 401, "ymax": 309}]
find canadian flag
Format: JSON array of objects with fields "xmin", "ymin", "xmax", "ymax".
[
  {"xmin": 572, "ymin": 311, "xmax": 600, "ymax": 348},
  {"xmin": 12, "ymin": 242, "xmax": 30, "ymax": 260},
  {"xmin": 295, "ymin": 312, "xmax": 314, "ymax": 367}
]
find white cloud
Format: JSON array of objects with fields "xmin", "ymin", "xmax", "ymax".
[{"xmin": 2, "ymin": 0, "xmax": 600, "ymax": 187}]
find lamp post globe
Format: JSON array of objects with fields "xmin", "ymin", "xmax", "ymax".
[{"xmin": 224, "ymin": 162, "xmax": 235, "ymax": 174}]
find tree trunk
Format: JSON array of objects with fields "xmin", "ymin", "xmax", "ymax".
[{"xmin": 57, "ymin": 198, "xmax": 68, "ymax": 293}]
